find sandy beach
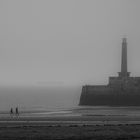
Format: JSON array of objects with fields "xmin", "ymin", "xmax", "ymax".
[{"xmin": 0, "ymin": 107, "xmax": 140, "ymax": 139}]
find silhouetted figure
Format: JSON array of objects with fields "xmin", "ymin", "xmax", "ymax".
[
  {"xmin": 15, "ymin": 107, "xmax": 19, "ymax": 116},
  {"xmin": 10, "ymin": 108, "xmax": 13, "ymax": 117}
]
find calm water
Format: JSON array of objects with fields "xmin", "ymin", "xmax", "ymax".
[{"xmin": 1, "ymin": 106, "xmax": 140, "ymax": 118}]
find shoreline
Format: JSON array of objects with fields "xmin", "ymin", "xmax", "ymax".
[{"xmin": 1, "ymin": 107, "xmax": 140, "ymax": 139}]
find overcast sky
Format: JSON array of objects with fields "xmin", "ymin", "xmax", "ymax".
[{"xmin": 0, "ymin": 0, "xmax": 140, "ymax": 86}]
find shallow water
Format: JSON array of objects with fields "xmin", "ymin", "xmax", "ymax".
[{"xmin": 1, "ymin": 106, "xmax": 140, "ymax": 118}]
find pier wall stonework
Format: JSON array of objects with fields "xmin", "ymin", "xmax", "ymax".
[{"xmin": 79, "ymin": 77, "xmax": 140, "ymax": 106}]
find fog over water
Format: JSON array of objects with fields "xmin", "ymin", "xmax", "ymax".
[
  {"xmin": 0, "ymin": 0, "xmax": 140, "ymax": 110},
  {"xmin": 0, "ymin": 86, "xmax": 81, "ymax": 110}
]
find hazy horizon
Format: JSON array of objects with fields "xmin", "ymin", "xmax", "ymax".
[
  {"xmin": 0, "ymin": 0, "xmax": 140, "ymax": 110},
  {"xmin": 0, "ymin": 0, "xmax": 140, "ymax": 86}
]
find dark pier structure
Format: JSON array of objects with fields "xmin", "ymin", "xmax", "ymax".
[{"xmin": 79, "ymin": 38, "xmax": 140, "ymax": 106}]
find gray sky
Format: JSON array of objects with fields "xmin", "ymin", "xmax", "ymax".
[{"xmin": 0, "ymin": 0, "xmax": 140, "ymax": 86}]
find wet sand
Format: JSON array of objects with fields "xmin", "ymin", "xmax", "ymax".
[
  {"xmin": 0, "ymin": 115, "xmax": 140, "ymax": 140},
  {"xmin": 0, "ymin": 107, "xmax": 140, "ymax": 139}
]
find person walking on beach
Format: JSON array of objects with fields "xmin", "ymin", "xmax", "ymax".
[
  {"xmin": 15, "ymin": 107, "xmax": 19, "ymax": 116},
  {"xmin": 10, "ymin": 108, "xmax": 13, "ymax": 117}
]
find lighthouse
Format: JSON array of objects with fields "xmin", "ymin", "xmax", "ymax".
[
  {"xmin": 118, "ymin": 38, "xmax": 130, "ymax": 78},
  {"xmin": 79, "ymin": 38, "xmax": 140, "ymax": 106}
]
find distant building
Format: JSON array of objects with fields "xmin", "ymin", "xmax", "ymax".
[{"xmin": 79, "ymin": 38, "xmax": 140, "ymax": 106}]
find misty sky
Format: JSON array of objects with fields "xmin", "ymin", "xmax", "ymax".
[{"xmin": 0, "ymin": 0, "xmax": 140, "ymax": 86}]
